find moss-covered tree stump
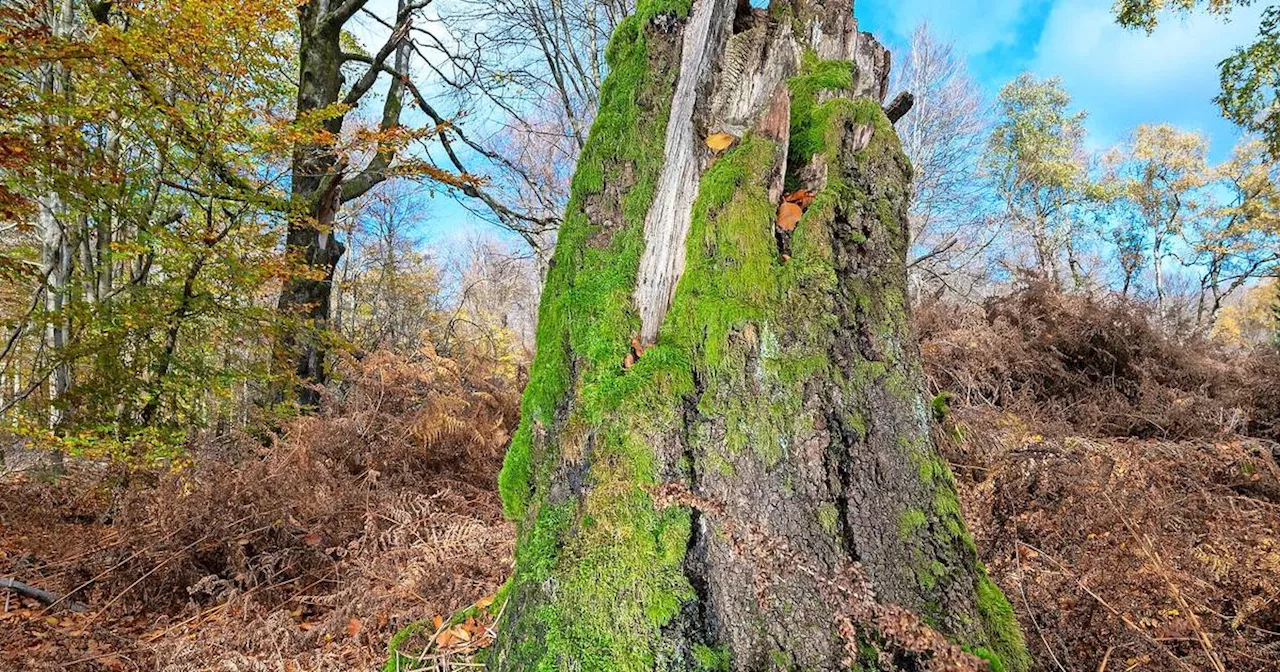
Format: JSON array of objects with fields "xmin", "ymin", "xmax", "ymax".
[{"xmin": 490, "ymin": 0, "xmax": 1032, "ymax": 669}]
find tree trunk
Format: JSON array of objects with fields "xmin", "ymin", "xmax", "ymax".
[
  {"xmin": 274, "ymin": 0, "xmax": 412, "ymax": 407},
  {"xmin": 1153, "ymin": 230, "xmax": 1165, "ymax": 319},
  {"xmin": 492, "ymin": 0, "xmax": 1030, "ymax": 670},
  {"xmin": 273, "ymin": 1, "xmax": 349, "ymax": 408},
  {"xmin": 38, "ymin": 0, "xmax": 77, "ymax": 473}
]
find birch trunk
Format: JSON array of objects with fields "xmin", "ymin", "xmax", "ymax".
[{"xmin": 491, "ymin": 0, "xmax": 1031, "ymax": 670}]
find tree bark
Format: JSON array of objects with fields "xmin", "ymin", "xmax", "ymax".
[
  {"xmin": 274, "ymin": 0, "xmax": 416, "ymax": 407},
  {"xmin": 273, "ymin": 1, "xmax": 350, "ymax": 408},
  {"xmin": 37, "ymin": 0, "xmax": 77, "ymax": 473},
  {"xmin": 492, "ymin": 0, "xmax": 1030, "ymax": 670}
]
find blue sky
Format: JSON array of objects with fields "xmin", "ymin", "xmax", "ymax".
[
  {"xmin": 406, "ymin": 0, "xmax": 1268, "ymax": 247},
  {"xmin": 856, "ymin": 0, "xmax": 1266, "ymax": 157}
]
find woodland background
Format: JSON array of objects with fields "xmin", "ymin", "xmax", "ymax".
[{"xmin": 1, "ymin": 0, "xmax": 1279, "ymax": 670}]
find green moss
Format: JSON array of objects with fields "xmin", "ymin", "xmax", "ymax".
[
  {"xmin": 768, "ymin": 649, "xmax": 794, "ymax": 670},
  {"xmin": 898, "ymin": 508, "xmax": 927, "ymax": 539},
  {"xmin": 493, "ymin": 3, "xmax": 705, "ymax": 666},
  {"xmin": 784, "ymin": 52, "xmax": 891, "ymax": 192},
  {"xmin": 969, "ymin": 646, "xmax": 1006, "ymax": 672},
  {"xmin": 930, "ymin": 392, "xmax": 952, "ymax": 422},
  {"xmin": 382, "ymin": 621, "xmax": 425, "ymax": 672},
  {"xmin": 817, "ymin": 503, "xmax": 840, "ymax": 536},
  {"xmin": 975, "ymin": 573, "xmax": 1032, "ymax": 672},
  {"xmin": 707, "ymin": 453, "xmax": 735, "ymax": 476},
  {"xmin": 659, "ymin": 134, "xmax": 820, "ymax": 472},
  {"xmin": 693, "ymin": 644, "xmax": 732, "ymax": 671},
  {"xmin": 498, "ymin": 0, "xmax": 696, "ymax": 523},
  {"xmin": 787, "ymin": 52, "xmax": 855, "ymax": 171}
]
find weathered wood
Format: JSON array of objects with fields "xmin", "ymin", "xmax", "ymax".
[
  {"xmin": 1, "ymin": 577, "xmax": 87, "ymax": 612},
  {"xmin": 885, "ymin": 90, "xmax": 915, "ymax": 123},
  {"xmin": 633, "ymin": 0, "xmax": 739, "ymax": 345},
  {"xmin": 803, "ymin": 0, "xmax": 889, "ymax": 100},
  {"xmin": 753, "ymin": 83, "xmax": 792, "ymax": 204},
  {"xmin": 708, "ymin": 21, "xmax": 801, "ymax": 133}
]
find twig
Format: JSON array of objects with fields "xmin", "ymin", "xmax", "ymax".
[
  {"xmin": 0, "ymin": 577, "xmax": 87, "ymax": 612},
  {"xmin": 1016, "ymin": 541, "xmax": 1198, "ymax": 672},
  {"xmin": 1097, "ymin": 646, "xmax": 1114, "ymax": 672},
  {"xmin": 1010, "ymin": 537, "xmax": 1067, "ymax": 672}
]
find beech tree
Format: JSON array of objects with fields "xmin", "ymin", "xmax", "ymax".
[
  {"xmin": 491, "ymin": 0, "xmax": 1030, "ymax": 669},
  {"xmin": 1, "ymin": 0, "xmax": 297, "ymax": 453}
]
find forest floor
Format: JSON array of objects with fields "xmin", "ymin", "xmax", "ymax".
[
  {"xmin": 5, "ymin": 412, "xmax": 1277, "ymax": 672},
  {"xmin": 2, "ymin": 292, "xmax": 1280, "ymax": 671}
]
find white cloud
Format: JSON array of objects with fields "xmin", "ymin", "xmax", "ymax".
[{"xmin": 1030, "ymin": 0, "xmax": 1266, "ymax": 152}]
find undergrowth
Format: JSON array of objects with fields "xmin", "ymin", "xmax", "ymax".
[{"xmin": 0, "ymin": 350, "xmax": 518, "ymax": 672}]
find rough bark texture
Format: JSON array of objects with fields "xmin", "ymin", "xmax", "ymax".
[{"xmin": 493, "ymin": 0, "xmax": 1031, "ymax": 670}]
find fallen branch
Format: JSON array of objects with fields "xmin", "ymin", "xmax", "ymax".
[
  {"xmin": 1, "ymin": 577, "xmax": 88, "ymax": 612},
  {"xmin": 885, "ymin": 91, "xmax": 915, "ymax": 123}
]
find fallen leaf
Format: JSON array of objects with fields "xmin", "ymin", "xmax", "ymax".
[
  {"xmin": 475, "ymin": 594, "xmax": 496, "ymax": 610},
  {"xmin": 623, "ymin": 352, "xmax": 636, "ymax": 370},
  {"xmin": 705, "ymin": 132, "xmax": 736, "ymax": 153},
  {"xmin": 302, "ymin": 533, "xmax": 322, "ymax": 547},
  {"xmin": 785, "ymin": 189, "xmax": 814, "ymax": 208},
  {"xmin": 777, "ymin": 202, "xmax": 802, "ymax": 232},
  {"xmin": 432, "ymin": 614, "xmax": 444, "ymax": 630},
  {"xmin": 345, "ymin": 618, "xmax": 363, "ymax": 637}
]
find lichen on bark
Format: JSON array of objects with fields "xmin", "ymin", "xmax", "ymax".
[{"xmin": 491, "ymin": 1, "xmax": 1031, "ymax": 670}]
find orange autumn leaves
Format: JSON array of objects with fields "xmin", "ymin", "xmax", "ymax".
[
  {"xmin": 623, "ymin": 333, "xmax": 647, "ymax": 370},
  {"xmin": 430, "ymin": 594, "xmax": 497, "ymax": 654},
  {"xmin": 777, "ymin": 189, "xmax": 813, "ymax": 232},
  {"xmin": 701, "ymin": 132, "xmax": 814, "ymax": 234},
  {"xmin": 432, "ymin": 615, "xmax": 491, "ymax": 651},
  {"xmin": 705, "ymin": 131, "xmax": 737, "ymax": 153},
  {"xmin": 776, "ymin": 188, "xmax": 814, "ymax": 266}
]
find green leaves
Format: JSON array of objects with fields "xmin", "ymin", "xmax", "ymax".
[
  {"xmin": 1217, "ymin": 7, "xmax": 1280, "ymax": 158},
  {"xmin": 1113, "ymin": 0, "xmax": 1252, "ymax": 33}
]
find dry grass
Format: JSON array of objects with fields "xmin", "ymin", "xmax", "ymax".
[
  {"xmin": 941, "ymin": 408, "xmax": 1280, "ymax": 671},
  {"xmin": 0, "ymin": 350, "xmax": 518, "ymax": 672},
  {"xmin": 916, "ymin": 281, "xmax": 1276, "ymax": 441},
  {"xmin": 3, "ymin": 284, "xmax": 1279, "ymax": 671}
]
